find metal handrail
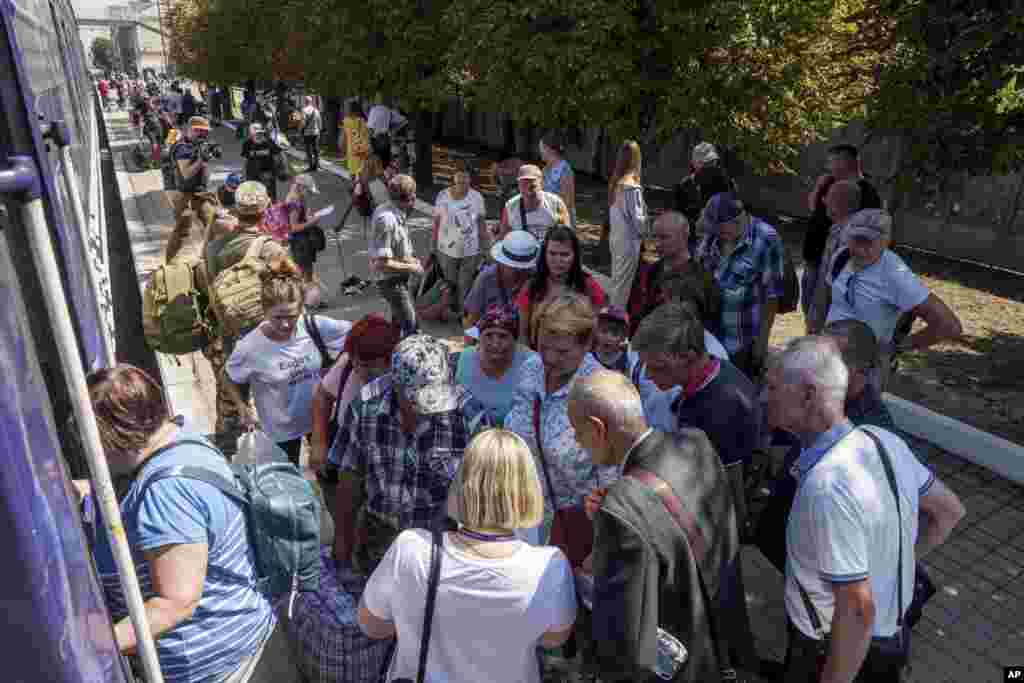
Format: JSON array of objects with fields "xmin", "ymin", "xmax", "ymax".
[{"xmin": 1, "ymin": 154, "xmax": 165, "ymax": 683}]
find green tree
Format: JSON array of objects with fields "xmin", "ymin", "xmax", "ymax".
[
  {"xmin": 869, "ymin": 0, "xmax": 1024, "ymax": 178},
  {"xmin": 166, "ymin": 0, "xmax": 901, "ymax": 177},
  {"xmin": 90, "ymin": 36, "xmax": 115, "ymax": 73},
  {"xmin": 443, "ymin": 0, "xmax": 893, "ymax": 172},
  {"xmin": 285, "ymin": 0, "xmax": 462, "ymax": 185},
  {"xmin": 170, "ymin": 0, "xmax": 472, "ymax": 185}
]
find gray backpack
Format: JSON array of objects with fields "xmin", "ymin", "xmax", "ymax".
[{"xmin": 145, "ymin": 440, "xmax": 321, "ymax": 602}]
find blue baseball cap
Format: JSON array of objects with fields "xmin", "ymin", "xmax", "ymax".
[{"xmin": 704, "ymin": 192, "xmax": 744, "ymax": 225}]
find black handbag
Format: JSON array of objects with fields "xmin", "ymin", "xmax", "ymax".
[
  {"xmin": 794, "ymin": 427, "xmax": 911, "ymax": 673},
  {"xmin": 387, "ymin": 526, "xmax": 443, "ymax": 683}
]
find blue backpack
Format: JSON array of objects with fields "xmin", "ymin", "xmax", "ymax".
[{"xmin": 146, "ymin": 440, "xmax": 321, "ymax": 603}]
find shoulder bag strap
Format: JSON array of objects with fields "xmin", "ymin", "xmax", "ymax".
[
  {"xmin": 630, "ymin": 357, "xmax": 644, "ymax": 388},
  {"xmin": 532, "ymin": 397, "xmax": 559, "ymax": 505},
  {"xmin": 305, "ymin": 313, "xmax": 331, "ymax": 370},
  {"xmin": 330, "ymin": 360, "xmax": 354, "ymax": 423},
  {"xmin": 861, "ymin": 427, "xmax": 904, "ymax": 633},
  {"xmin": 794, "ymin": 574, "xmax": 827, "ymax": 639},
  {"xmin": 145, "ymin": 464, "xmax": 248, "ymax": 506},
  {"xmin": 518, "ymin": 195, "xmax": 528, "ymax": 232},
  {"xmin": 414, "ymin": 526, "xmax": 444, "ymax": 683},
  {"xmin": 137, "ymin": 437, "xmax": 247, "ymax": 507},
  {"xmin": 627, "ymin": 468, "xmax": 708, "ymax": 563},
  {"xmin": 794, "ymin": 427, "xmax": 905, "ymax": 640},
  {"xmin": 625, "ymin": 468, "xmax": 733, "ymax": 676}
]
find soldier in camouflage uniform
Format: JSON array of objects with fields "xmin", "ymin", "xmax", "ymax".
[
  {"xmin": 200, "ymin": 208, "xmax": 243, "ymax": 445},
  {"xmin": 204, "ymin": 182, "xmax": 288, "ymax": 455},
  {"xmin": 166, "ymin": 116, "xmax": 220, "ymax": 264}
]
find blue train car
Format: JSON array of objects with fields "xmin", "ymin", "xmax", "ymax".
[{"xmin": 0, "ymin": 0, "xmax": 137, "ymax": 679}]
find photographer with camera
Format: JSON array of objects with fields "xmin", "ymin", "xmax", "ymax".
[
  {"xmin": 166, "ymin": 116, "xmax": 221, "ymax": 262},
  {"xmin": 241, "ymin": 122, "xmax": 284, "ymax": 202}
]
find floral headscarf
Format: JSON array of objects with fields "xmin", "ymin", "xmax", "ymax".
[{"xmin": 478, "ymin": 304, "xmax": 519, "ymax": 337}]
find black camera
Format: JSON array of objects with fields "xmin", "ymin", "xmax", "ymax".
[{"xmin": 196, "ymin": 141, "xmax": 222, "ymax": 162}]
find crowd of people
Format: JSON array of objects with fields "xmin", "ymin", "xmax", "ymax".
[{"xmin": 89, "ymin": 83, "xmax": 976, "ymax": 683}]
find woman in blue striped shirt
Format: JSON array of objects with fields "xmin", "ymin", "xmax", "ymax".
[{"xmin": 82, "ymin": 364, "xmax": 292, "ymax": 682}]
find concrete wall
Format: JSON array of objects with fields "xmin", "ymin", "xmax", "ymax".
[{"xmin": 437, "ymin": 101, "xmax": 1024, "ymax": 271}]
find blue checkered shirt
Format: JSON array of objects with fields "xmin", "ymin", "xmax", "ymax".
[
  {"xmin": 288, "ymin": 546, "xmax": 393, "ymax": 683},
  {"xmin": 696, "ymin": 217, "xmax": 786, "ymax": 355},
  {"xmin": 328, "ymin": 376, "xmax": 494, "ymax": 531}
]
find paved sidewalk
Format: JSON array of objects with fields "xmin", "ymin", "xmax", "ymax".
[{"xmin": 110, "ymin": 111, "xmax": 1024, "ymax": 683}]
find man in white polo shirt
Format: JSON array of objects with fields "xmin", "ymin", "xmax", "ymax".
[
  {"xmin": 825, "ymin": 208, "xmax": 961, "ymax": 389},
  {"xmin": 763, "ymin": 336, "xmax": 964, "ymax": 683}
]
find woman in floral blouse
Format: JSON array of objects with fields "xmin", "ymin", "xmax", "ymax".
[{"xmin": 504, "ymin": 291, "xmax": 619, "ymax": 567}]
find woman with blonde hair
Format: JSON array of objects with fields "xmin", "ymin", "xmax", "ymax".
[
  {"xmin": 358, "ymin": 428, "xmax": 576, "ymax": 683},
  {"xmin": 607, "ymin": 140, "xmax": 646, "ymax": 307},
  {"xmin": 505, "ymin": 291, "xmax": 615, "ymax": 566},
  {"xmin": 225, "ymin": 256, "xmax": 350, "ymax": 465}
]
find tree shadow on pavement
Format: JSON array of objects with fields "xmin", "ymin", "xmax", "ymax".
[
  {"xmin": 895, "ymin": 247, "xmax": 1024, "ymax": 305},
  {"xmin": 892, "ymin": 328, "xmax": 1024, "ymax": 445}
]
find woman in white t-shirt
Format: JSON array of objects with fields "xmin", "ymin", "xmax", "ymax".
[
  {"xmin": 225, "ymin": 257, "xmax": 350, "ymax": 466},
  {"xmin": 309, "ymin": 313, "xmax": 401, "ymax": 470},
  {"xmin": 432, "ymin": 164, "xmax": 489, "ymax": 319},
  {"xmin": 358, "ymin": 429, "xmax": 577, "ymax": 683}
]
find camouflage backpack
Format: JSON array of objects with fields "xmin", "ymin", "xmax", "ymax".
[
  {"xmin": 142, "ymin": 259, "xmax": 211, "ymax": 354},
  {"xmin": 210, "ymin": 236, "xmax": 275, "ymax": 338}
]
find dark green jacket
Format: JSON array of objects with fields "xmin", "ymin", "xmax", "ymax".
[{"xmin": 591, "ymin": 428, "xmax": 757, "ymax": 682}]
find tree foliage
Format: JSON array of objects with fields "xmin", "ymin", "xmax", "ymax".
[
  {"xmin": 867, "ymin": 0, "xmax": 1024, "ymax": 178},
  {"xmin": 443, "ymin": 0, "xmax": 895, "ymax": 171},
  {"xmin": 165, "ymin": 0, "xmax": 1024, "ymax": 178},
  {"xmin": 90, "ymin": 36, "xmax": 115, "ymax": 72}
]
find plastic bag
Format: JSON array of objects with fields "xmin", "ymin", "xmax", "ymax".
[{"xmin": 235, "ymin": 429, "xmax": 290, "ymax": 466}]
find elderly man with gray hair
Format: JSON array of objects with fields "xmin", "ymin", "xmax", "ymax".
[
  {"xmin": 763, "ymin": 336, "xmax": 964, "ymax": 683},
  {"xmin": 567, "ymin": 369, "xmax": 756, "ymax": 682},
  {"xmin": 632, "ymin": 301, "xmax": 761, "ymax": 528},
  {"xmin": 754, "ymin": 319, "xmax": 897, "ymax": 575}
]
